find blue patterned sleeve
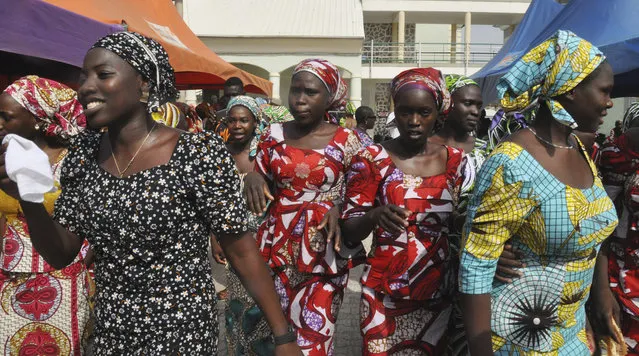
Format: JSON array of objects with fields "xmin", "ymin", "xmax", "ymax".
[{"xmin": 459, "ymin": 144, "xmax": 532, "ymax": 294}]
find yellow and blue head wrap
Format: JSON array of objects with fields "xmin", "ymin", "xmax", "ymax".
[{"xmin": 497, "ymin": 30, "xmax": 605, "ymax": 128}]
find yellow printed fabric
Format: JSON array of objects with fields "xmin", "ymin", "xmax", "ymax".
[
  {"xmin": 0, "ymin": 152, "xmax": 92, "ymax": 355},
  {"xmin": 459, "ymin": 140, "xmax": 618, "ymax": 355},
  {"xmin": 497, "ymin": 30, "xmax": 605, "ymax": 129}
]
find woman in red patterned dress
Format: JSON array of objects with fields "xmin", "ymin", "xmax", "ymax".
[
  {"xmin": 341, "ymin": 68, "xmax": 464, "ymax": 355},
  {"xmin": 244, "ymin": 59, "xmax": 363, "ymax": 355},
  {"xmin": 597, "ymin": 102, "xmax": 639, "ymax": 354}
]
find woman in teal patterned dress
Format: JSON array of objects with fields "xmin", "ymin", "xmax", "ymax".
[{"xmin": 460, "ymin": 30, "xmax": 619, "ymax": 355}]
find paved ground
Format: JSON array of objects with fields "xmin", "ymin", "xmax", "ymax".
[{"xmin": 211, "ymin": 239, "xmax": 371, "ymax": 355}]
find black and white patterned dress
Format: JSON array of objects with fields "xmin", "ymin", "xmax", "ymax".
[{"xmin": 54, "ymin": 131, "xmax": 248, "ymax": 355}]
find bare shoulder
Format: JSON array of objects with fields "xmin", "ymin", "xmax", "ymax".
[
  {"xmin": 152, "ymin": 125, "xmax": 185, "ymax": 152},
  {"xmin": 427, "ymin": 141, "xmax": 448, "ymax": 159},
  {"xmin": 321, "ymin": 121, "xmax": 340, "ymax": 135},
  {"xmin": 428, "ymin": 134, "xmax": 447, "ymax": 146}
]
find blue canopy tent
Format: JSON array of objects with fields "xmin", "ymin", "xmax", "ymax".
[
  {"xmin": 473, "ymin": 0, "xmax": 639, "ymax": 103},
  {"xmin": 529, "ymin": 0, "xmax": 639, "ymax": 98},
  {"xmin": 471, "ymin": 0, "xmax": 564, "ymax": 104}
]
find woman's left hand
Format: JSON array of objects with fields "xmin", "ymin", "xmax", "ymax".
[
  {"xmin": 318, "ymin": 206, "xmax": 341, "ymax": 252},
  {"xmin": 590, "ymin": 283, "xmax": 622, "ymax": 344},
  {"xmin": 495, "ymin": 244, "xmax": 525, "ymax": 283},
  {"xmin": 210, "ymin": 235, "xmax": 227, "ymax": 265}
]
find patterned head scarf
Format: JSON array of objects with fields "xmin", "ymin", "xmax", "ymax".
[
  {"xmin": 259, "ymin": 104, "xmax": 294, "ymax": 124},
  {"xmin": 91, "ymin": 31, "xmax": 178, "ymax": 113},
  {"xmin": 445, "ymin": 74, "xmax": 478, "ymax": 95},
  {"xmin": 622, "ymin": 102, "xmax": 639, "ymax": 133},
  {"xmin": 152, "ymin": 102, "xmax": 181, "ymax": 128},
  {"xmin": 225, "ymin": 96, "xmax": 269, "ymax": 158},
  {"xmin": 227, "ymin": 95, "xmax": 262, "ymax": 124},
  {"xmin": 391, "ymin": 67, "xmax": 451, "ymax": 115},
  {"xmin": 3, "ymin": 75, "xmax": 86, "ymax": 143},
  {"xmin": 488, "ymin": 109, "xmax": 528, "ymax": 150},
  {"xmin": 292, "ymin": 59, "xmax": 347, "ymax": 124},
  {"xmin": 497, "ymin": 30, "xmax": 605, "ymax": 129}
]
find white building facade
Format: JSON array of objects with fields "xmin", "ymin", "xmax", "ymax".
[
  {"xmin": 182, "ymin": 0, "xmax": 531, "ymax": 114},
  {"xmin": 182, "ymin": 0, "xmax": 365, "ymax": 105}
]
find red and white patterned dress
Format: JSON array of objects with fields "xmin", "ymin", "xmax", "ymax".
[
  {"xmin": 342, "ymin": 144, "xmax": 464, "ymax": 355},
  {"xmin": 255, "ymin": 123, "xmax": 363, "ymax": 355},
  {"xmin": 599, "ymin": 134, "xmax": 639, "ymax": 354},
  {"xmin": 0, "ymin": 152, "xmax": 92, "ymax": 355}
]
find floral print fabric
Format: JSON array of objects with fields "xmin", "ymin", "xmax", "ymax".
[
  {"xmin": 342, "ymin": 144, "xmax": 464, "ymax": 355},
  {"xmin": 53, "ymin": 131, "xmax": 248, "ymax": 354},
  {"xmin": 460, "ymin": 140, "xmax": 618, "ymax": 355},
  {"xmin": 343, "ymin": 144, "xmax": 464, "ymax": 300},
  {"xmin": 253, "ymin": 123, "xmax": 363, "ymax": 355},
  {"xmin": 273, "ymin": 265, "xmax": 349, "ymax": 356},
  {"xmin": 353, "ymin": 127, "xmax": 374, "ymax": 148},
  {"xmin": 254, "ymin": 123, "xmax": 363, "ymax": 275}
]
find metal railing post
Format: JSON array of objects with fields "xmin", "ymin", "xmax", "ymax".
[
  {"xmin": 369, "ymin": 40, "xmax": 374, "ymax": 78},
  {"xmin": 361, "ymin": 41, "xmax": 502, "ymax": 67}
]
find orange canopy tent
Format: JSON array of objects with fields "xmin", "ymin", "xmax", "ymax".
[{"xmin": 43, "ymin": 0, "xmax": 272, "ymax": 96}]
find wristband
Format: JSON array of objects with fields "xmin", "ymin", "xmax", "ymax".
[{"xmin": 273, "ymin": 325, "xmax": 296, "ymax": 346}]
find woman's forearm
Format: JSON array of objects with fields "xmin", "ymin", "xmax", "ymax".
[
  {"xmin": 593, "ymin": 240, "xmax": 611, "ymax": 291},
  {"xmin": 19, "ymin": 200, "xmax": 82, "ymax": 268},
  {"xmin": 219, "ymin": 232, "xmax": 290, "ymax": 336},
  {"xmin": 460, "ymin": 293, "xmax": 494, "ymax": 356}
]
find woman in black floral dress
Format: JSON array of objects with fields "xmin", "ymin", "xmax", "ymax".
[{"xmin": 0, "ymin": 32, "xmax": 300, "ymax": 355}]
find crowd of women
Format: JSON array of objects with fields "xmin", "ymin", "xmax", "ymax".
[{"xmin": 1, "ymin": 27, "xmax": 639, "ymax": 356}]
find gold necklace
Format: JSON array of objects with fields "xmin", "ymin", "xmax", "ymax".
[{"xmin": 110, "ymin": 124, "xmax": 157, "ymax": 178}]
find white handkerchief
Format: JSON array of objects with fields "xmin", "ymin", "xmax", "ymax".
[{"xmin": 3, "ymin": 134, "xmax": 55, "ymax": 203}]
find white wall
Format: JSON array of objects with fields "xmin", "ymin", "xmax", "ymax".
[{"xmin": 415, "ymin": 24, "xmax": 454, "ymax": 43}]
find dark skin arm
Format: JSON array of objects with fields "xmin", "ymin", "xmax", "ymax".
[
  {"xmin": 18, "ymin": 201, "xmax": 83, "ymax": 268},
  {"xmin": 341, "ymin": 204, "xmax": 410, "ymax": 246},
  {"xmin": 461, "ymin": 293, "xmax": 493, "ymax": 355},
  {"xmin": 589, "ymin": 240, "xmax": 622, "ymax": 344},
  {"xmin": 209, "ymin": 234, "xmax": 227, "ymax": 264},
  {"xmin": 244, "ymin": 171, "xmax": 274, "ymax": 214},
  {"xmin": 218, "ymin": 231, "xmax": 301, "ymax": 355}
]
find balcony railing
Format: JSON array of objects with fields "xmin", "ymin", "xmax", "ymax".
[{"xmin": 362, "ymin": 41, "xmax": 503, "ymax": 67}]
